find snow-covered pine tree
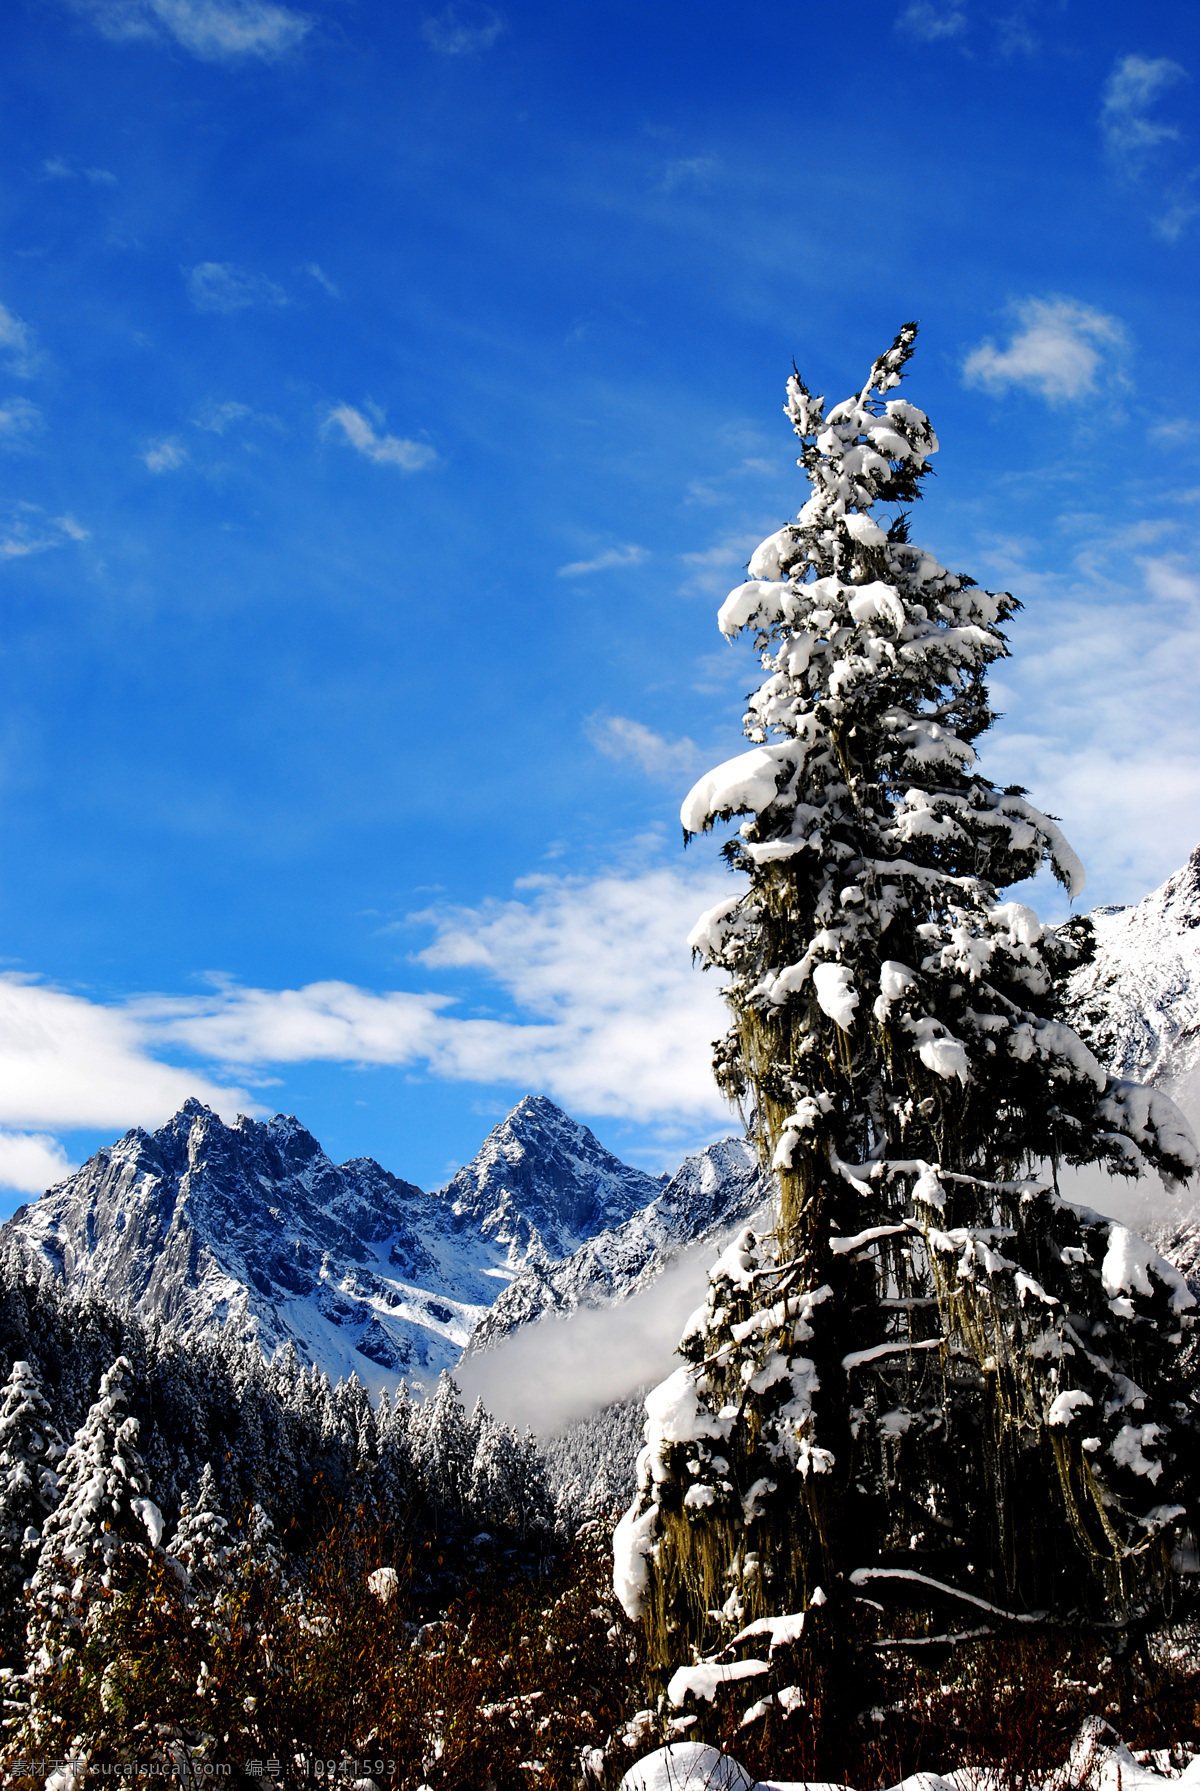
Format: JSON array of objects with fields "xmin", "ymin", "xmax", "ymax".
[
  {"xmin": 169, "ymin": 1462, "xmax": 231, "ymax": 1588},
  {"xmin": 468, "ymin": 1409, "xmax": 556, "ymax": 1539},
  {"xmin": 614, "ymin": 327, "xmax": 1200, "ymax": 1686},
  {"xmin": 22, "ymin": 1358, "xmax": 163, "ymax": 1742},
  {"xmin": 412, "ymin": 1373, "xmax": 475, "ymax": 1517},
  {"xmin": 0, "ymin": 1360, "xmax": 64, "ymax": 1655}
]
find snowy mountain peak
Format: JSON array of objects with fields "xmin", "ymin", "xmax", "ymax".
[
  {"xmin": 0, "ymin": 1095, "xmax": 675, "ymax": 1402},
  {"xmin": 464, "ymin": 1134, "xmax": 773, "ymax": 1356},
  {"xmin": 440, "ymin": 1093, "xmax": 664, "ymax": 1266}
]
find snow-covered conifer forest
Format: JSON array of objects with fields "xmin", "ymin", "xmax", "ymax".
[{"xmin": 7, "ymin": 334, "xmax": 1200, "ymax": 1790}]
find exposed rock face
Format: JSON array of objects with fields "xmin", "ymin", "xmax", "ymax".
[
  {"xmin": 1067, "ymin": 845, "xmax": 1200, "ymax": 1104},
  {"xmin": 438, "ymin": 1094, "xmax": 663, "ymax": 1267},
  {"xmin": 464, "ymin": 1135, "xmax": 772, "ymax": 1356},
  {"xmin": 0, "ymin": 1094, "xmax": 662, "ymax": 1399},
  {"xmin": 1064, "ymin": 845, "xmax": 1200, "ymax": 1267}
]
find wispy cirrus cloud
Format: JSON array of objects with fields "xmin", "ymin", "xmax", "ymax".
[
  {"xmin": 143, "ymin": 437, "xmax": 188, "ymax": 473},
  {"xmin": 304, "ymin": 262, "xmax": 339, "ymax": 297},
  {"xmin": 1101, "ymin": 54, "xmax": 1187, "ymax": 175},
  {"xmin": 186, "ymin": 262, "xmax": 288, "ymax": 314},
  {"xmin": 557, "ymin": 544, "xmax": 647, "ymax": 578},
  {"xmin": 421, "ymin": 3, "xmax": 505, "ymax": 55},
  {"xmin": 42, "ymin": 156, "xmax": 117, "ymax": 185},
  {"xmin": 678, "ymin": 532, "xmax": 760, "ymax": 597},
  {"xmin": 323, "ymin": 404, "xmax": 437, "ymax": 472},
  {"xmin": 1156, "ymin": 182, "xmax": 1200, "ymax": 245},
  {"xmin": 896, "ymin": 1, "xmax": 965, "ymax": 42},
  {"xmin": 0, "ymin": 303, "xmax": 40, "ymax": 379},
  {"xmin": 585, "ymin": 715, "xmax": 701, "ymax": 779},
  {"xmin": 193, "ymin": 400, "xmax": 252, "ymax": 434},
  {"xmin": 0, "ymin": 398, "xmax": 44, "ymax": 451},
  {"xmin": 0, "ymin": 505, "xmax": 88, "ymax": 561},
  {"xmin": 192, "ymin": 399, "xmax": 282, "ymax": 435},
  {"xmin": 659, "ymin": 155, "xmax": 720, "ymax": 196},
  {"xmin": 962, "ymin": 297, "xmax": 1126, "ymax": 403},
  {"xmin": 66, "ymin": 0, "xmax": 310, "ymax": 61}
]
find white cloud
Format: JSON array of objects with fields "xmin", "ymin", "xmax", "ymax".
[
  {"xmin": 68, "ymin": 0, "xmax": 309, "ymax": 61},
  {"xmin": 42, "ymin": 157, "xmax": 117, "ymax": 185},
  {"xmin": 304, "ymin": 262, "xmax": 339, "ymax": 297},
  {"xmin": 187, "ymin": 262, "xmax": 287, "ymax": 314},
  {"xmin": 0, "ymin": 303, "xmax": 39, "ymax": 379},
  {"xmin": 143, "ymin": 437, "xmax": 187, "ymax": 473},
  {"xmin": 459, "ymin": 1230, "xmax": 748, "ymax": 1435},
  {"xmin": 0, "ymin": 1131, "xmax": 77, "ymax": 1195},
  {"xmin": 1155, "ymin": 181, "xmax": 1200, "ymax": 244},
  {"xmin": 984, "ymin": 546, "xmax": 1200, "ymax": 907},
  {"xmin": 192, "ymin": 399, "xmax": 282, "ymax": 436},
  {"xmin": 557, "ymin": 544, "xmax": 648, "ymax": 577},
  {"xmin": 421, "ymin": 3, "xmax": 505, "ymax": 55},
  {"xmin": 193, "ymin": 400, "xmax": 252, "ymax": 433},
  {"xmin": 0, "ymin": 505, "xmax": 88, "ymax": 561},
  {"xmin": 0, "ymin": 398, "xmax": 44, "ymax": 450},
  {"xmin": 962, "ymin": 297, "xmax": 1126, "ymax": 403},
  {"xmin": 1101, "ymin": 54, "xmax": 1187, "ymax": 173},
  {"xmin": 323, "ymin": 404, "xmax": 437, "ymax": 472},
  {"xmin": 586, "ymin": 714, "xmax": 701, "ymax": 779},
  {"xmin": 659, "ymin": 156, "xmax": 720, "ymax": 196},
  {"xmin": 0, "ymin": 974, "xmax": 252, "ymax": 1136},
  {"xmin": 0, "ymin": 863, "xmax": 735, "ymax": 1188},
  {"xmin": 679, "ymin": 531, "xmax": 761, "ymax": 597},
  {"xmin": 136, "ymin": 866, "xmax": 733, "ymax": 1126},
  {"xmin": 896, "ymin": 1, "xmax": 965, "ymax": 41},
  {"xmin": 995, "ymin": 9, "xmax": 1037, "ymax": 56},
  {"xmin": 139, "ymin": 980, "xmax": 452, "ymax": 1068}
]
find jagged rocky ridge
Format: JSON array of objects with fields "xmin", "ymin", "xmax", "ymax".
[
  {"xmin": 0, "ymin": 1094, "xmax": 664, "ymax": 1400},
  {"xmin": 465, "ymin": 1137, "xmax": 772, "ymax": 1356}
]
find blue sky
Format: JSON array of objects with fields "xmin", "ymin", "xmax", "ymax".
[{"xmin": 0, "ymin": 0, "xmax": 1198, "ymax": 1211}]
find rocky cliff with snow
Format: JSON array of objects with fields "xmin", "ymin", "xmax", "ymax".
[
  {"xmin": 464, "ymin": 1136, "xmax": 772, "ymax": 1356},
  {"xmin": 0, "ymin": 1094, "xmax": 667, "ymax": 1399},
  {"xmin": 1067, "ymin": 844, "xmax": 1200, "ymax": 1116}
]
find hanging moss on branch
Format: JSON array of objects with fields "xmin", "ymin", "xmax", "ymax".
[{"xmin": 613, "ymin": 327, "xmax": 1200, "ymax": 1724}]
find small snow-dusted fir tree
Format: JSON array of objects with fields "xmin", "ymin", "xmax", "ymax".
[
  {"xmin": 0, "ymin": 1360, "xmax": 64, "ymax": 1654},
  {"xmin": 615, "ymin": 327, "xmax": 1200, "ymax": 1684},
  {"xmin": 169, "ymin": 1462, "xmax": 231, "ymax": 1589}
]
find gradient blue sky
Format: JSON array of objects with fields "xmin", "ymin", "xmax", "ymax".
[{"xmin": 0, "ymin": 0, "xmax": 1198, "ymax": 1211}]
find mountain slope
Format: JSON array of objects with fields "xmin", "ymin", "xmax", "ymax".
[
  {"xmin": 0, "ymin": 1094, "xmax": 663, "ymax": 1400},
  {"xmin": 438, "ymin": 1094, "xmax": 662, "ymax": 1265},
  {"xmin": 464, "ymin": 1136, "xmax": 772, "ymax": 1355},
  {"xmin": 1066, "ymin": 844, "xmax": 1200, "ymax": 1108}
]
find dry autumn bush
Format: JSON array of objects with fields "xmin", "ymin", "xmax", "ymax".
[{"xmin": 6, "ymin": 1500, "xmax": 1200, "ymax": 1791}]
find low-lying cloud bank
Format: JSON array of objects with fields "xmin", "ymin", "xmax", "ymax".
[{"xmin": 456, "ymin": 1224, "xmax": 760, "ymax": 1437}]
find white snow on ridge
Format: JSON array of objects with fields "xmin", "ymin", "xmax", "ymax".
[
  {"xmin": 1067, "ymin": 845, "xmax": 1200, "ymax": 1116},
  {"xmin": 0, "ymin": 1093, "xmax": 662, "ymax": 1403}
]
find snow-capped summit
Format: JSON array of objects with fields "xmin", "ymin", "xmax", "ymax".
[
  {"xmin": 438, "ymin": 1093, "xmax": 663, "ymax": 1268},
  {"xmin": 0, "ymin": 1094, "xmax": 663, "ymax": 1401},
  {"xmin": 1067, "ymin": 844, "xmax": 1200, "ymax": 1114}
]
